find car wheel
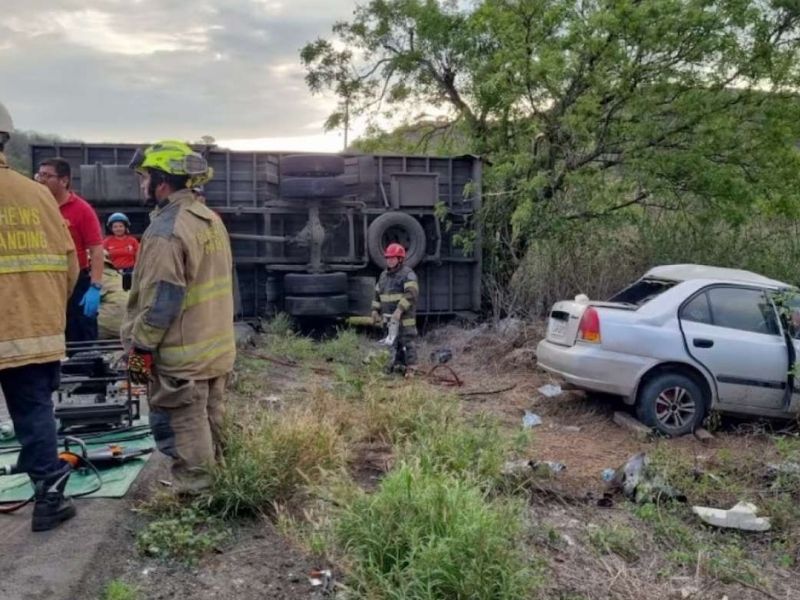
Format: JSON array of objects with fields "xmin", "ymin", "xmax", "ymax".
[
  {"xmin": 279, "ymin": 155, "xmax": 345, "ymax": 177},
  {"xmin": 280, "ymin": 176, "xmax": 346, "ymax": 198},
  {"xmin": 636, "ymin": 372, "xmax": 706, "ymax": 437},
  {"xmin": 283, "ymin": 272, "xmax": 347, "ymax": 296},
  {"xmin": 367, "ymin": 212, "xmax": 426, "ymax": 269},
  {"xmin": 284, "ymin": 294, "xmax": 349, "ymax": 317}
]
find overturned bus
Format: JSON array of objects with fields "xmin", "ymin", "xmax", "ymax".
[{"xmin": 31, "ymin": 145, "xmax": 482, "ymax": 321}]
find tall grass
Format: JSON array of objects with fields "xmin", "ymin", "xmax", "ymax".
[
  {"xmin": 204, "ymin": 408, "xmax": 346, "ymax": 518},
  {"xmin": 333, "ymin": 464, "xmax": 538, "ymax": 599}
]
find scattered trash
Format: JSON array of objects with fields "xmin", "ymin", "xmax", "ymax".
[
  {"xmin": 537, "ymin": 384, "xmax": 563, "ymax": 398},
  {"xmin": 501, "ymin": 459, "xmax": 534, "ymax": 479},
  {"xmin": 562, "ymin": 425, "xmax": 582, "ymax": 433},
  {"xmin": 765, "ymin": 461, "xmax": 800, "ymax": 478},
  {"xmin": 601, "ymin": 468, "xmax": 616, "ymax": 482},
  {"xmin": 608, "ymin": 453, "xmax": 686, "ymax": 504},
  {"xmin": 429, "ymin": 347, "xmax": 453, "ymax": 365},
  {"xmin": 309, "ymin": 568, "xmax": 334, "ymax": 595},
  {"xmin": 0, "ymin": 421, "xmax": 13, "ymax": 441},
  {"xmin": 522, "ymin": 411, "xmax": 543, "ymax": 428},
  {"xmin": 532, "ymin": 460, "xmax": 566, "ymax": 474},
  {"xmin": 692, "ymin": 502, "xmax": 771, "ymax": 532}
]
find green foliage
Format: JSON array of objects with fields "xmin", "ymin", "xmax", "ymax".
[
  {"xmin": 136, "ymin": 507, "xmax": 229, "ymax": 565},
  {"xmin": 101, "ymin": 580, "xmax": 139, "ymax": 600},
  {"xmin": 333, "ymin": 464, "xmax": 538, "ymax": 599},
  {"xmin": 203, "ymin": 408, "xmax": 346, "ymax": 518},
  {"xmin": 303, "ymin": 0, "xmax": 800, "ymax": 306}
]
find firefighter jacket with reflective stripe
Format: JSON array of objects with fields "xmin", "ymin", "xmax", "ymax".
[
  {"xmin": 0, "ymin": 152, "xmax": 79, "ymax": 370},
  {"xmin": 122, "ymin": 189, "xmax": 235, "ymax": 379},
  {"xmin": 373, "ymin": 264, "xmax": 419, "ymax": 336}
]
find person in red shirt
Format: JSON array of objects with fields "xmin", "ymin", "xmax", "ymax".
[
  {"xmin": 103, "ymin": 212, "xmax": 138, "ymax": 290},
  {"xmin": 36, "ymin": 158, "xmax": 103, "ymax": 343}
]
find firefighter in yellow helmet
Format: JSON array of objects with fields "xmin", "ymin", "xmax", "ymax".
[
  {"xmin": 0, "ymin": 101, "xmax": 80, "ymax": 531},
  {"xmin": 123, "ymin": 140, "xmax": 234, "ymax": 494}
]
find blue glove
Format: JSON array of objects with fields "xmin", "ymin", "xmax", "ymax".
[{"xmin": 79, "ymin": 285, "xmax": 101, "ymax": 318}]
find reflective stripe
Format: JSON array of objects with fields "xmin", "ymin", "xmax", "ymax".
[
  {"xmin": 404, "ymin": 281, "xmax": 419, "ymax": 291},
  {"xmin": 0, "ymin": 333, "xmax": 65, "ymax": 359},
  {"xmin": 397, "ymin": 298, "xmax": 411, "ymax": 311},
  {"xmin": 158, "ymin": 331, "xmax": 235, "ymax": 368},
  {"xmin": 379, "ymin": 293, "xmax": 404, "ymax": 302},
  {"xmin": 402, "ymin": 318, "xmax": 416, "ymax": 327},
  {"xmin": 133, "ymin": 320, "xmax": 166, "ymax": 351},
  {"xmin": 183, "ymin": 276, "xmax": 232, "ymax": 309},
  {"xmin": 0, "ymin": 254, "xmax": 67, "ymax": 275}
]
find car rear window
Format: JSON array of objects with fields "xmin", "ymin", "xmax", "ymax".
[{"xmin": 608, "ymin": 278, "xmax": 677, "ymax": 307}]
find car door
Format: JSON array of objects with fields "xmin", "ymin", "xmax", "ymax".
[{"xmin": 679, "ymin": 286, "xmax": 788, "ymax": 410}]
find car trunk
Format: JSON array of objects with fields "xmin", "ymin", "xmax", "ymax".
[{"xmin": 545, "ymin": 300, "xmax": 637, "ymax": 347}]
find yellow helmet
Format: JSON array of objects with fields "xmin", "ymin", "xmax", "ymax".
[{"xmin": 129, "ymin": 140, "xmax": 213, "ymax": 187}]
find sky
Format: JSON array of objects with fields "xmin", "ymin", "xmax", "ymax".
[{"xmin": 0, "ymin": 0, "xmax": 360, "ymax": 151}]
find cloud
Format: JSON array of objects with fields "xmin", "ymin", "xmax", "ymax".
[{"xmin": 0, "ymin": 0, "xmax": 359, "ymax": 149}]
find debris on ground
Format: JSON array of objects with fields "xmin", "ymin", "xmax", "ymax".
[
  {"xmin": 562, "ymin": 425, "xmax": 582, "ymax": 433},
  {"xmin": 501, "ymin": 459, "xmax": 534, "ymax": 480},
  {"xmin": 309, "ymin": 569, "xmax": 334, "ymax": 594},
  {"xmin": 765, "ymin": 461, "xmax": 800, "ymax": 478},
  {"xmin": 532, "ymin": 460, "xmax": 566, "ymax": 475},
  {"xmin": 429, "ymin": 347, "xmax": 453, "ymax": 364},
  {"xmin": 537, "ymin": 384, "xmax": 563, "ymax": 398},
  {"xmin": 523, "ymin": 411, "xmax": 543, "ymax": 428},
  {"xmin": 691, "ymin": 501, "xmax": 771, "ymax": 532},
  {"xmin": 693, "ymin": 427, "xmax": 715, "ymax": 443},
  {"xmin": 608, "ymin": 452, "xmax": 686, "ymax": 504},
  {"xmin": 601, "ymin": 468, "xmax": 616, "ymax": 482},
  {"xmin": 612, "ymin": 411, "xmax": 652, "ymax": 440}
]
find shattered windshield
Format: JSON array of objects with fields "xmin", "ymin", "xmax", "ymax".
[{"xmin": 608, "ymin": 278, "xmax": 677, "ymax": 307}]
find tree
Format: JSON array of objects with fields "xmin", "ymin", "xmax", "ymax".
[{"xmin": 302, "ymin": 0, "xmax": 800, "ymax": 262}]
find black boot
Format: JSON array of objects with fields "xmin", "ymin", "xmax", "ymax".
[{"xmin": 31, "ymin": 463, "xmax": 76, "ymax": 532}]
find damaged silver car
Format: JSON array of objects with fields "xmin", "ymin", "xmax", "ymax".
[{"xmin": 536, "ymin": 264, "xmax": 800, "ymax": 436}]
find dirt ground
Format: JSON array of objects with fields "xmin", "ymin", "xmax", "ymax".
[{"xmin": 84, "ymin": 319, "xmax": 798, "ymax": 599}]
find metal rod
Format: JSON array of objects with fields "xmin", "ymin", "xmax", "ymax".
[{"xmin": 229, "ymin": 233, "xmax": 288, "ymax": 243}]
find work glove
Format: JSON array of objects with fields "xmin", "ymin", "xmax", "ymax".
[
  {"xmin": 371, "ymin": 310, "xmax": 382, "ymax": 326},
  {"xmin": 127, "ymin": 348, "xmax": 154, "ymax": 385},
  {"xmin": 79, "ymin": 285, "xmax": 101, "ymax": 318}
]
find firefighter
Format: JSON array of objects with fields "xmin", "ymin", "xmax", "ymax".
[
  {"xmin": 123, "ymin": 140, "xmax": 235, "ymax": 494},
  {"xmin": 371, "ymin": 243, "xmax": 419, "ymax": 372},
  {"xmin": 0, "ymin": 101, "xmax": 80, "ymax": 531}
]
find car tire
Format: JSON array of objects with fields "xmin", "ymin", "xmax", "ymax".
[
  {"xmin": 280, "ymin": 176, "xmax": 346, "ymax": 199},
  {"xmin": 636, "ymin": 372, "xmax": 706, "ymax": 437},
  {"xmin": 279, "ymin": 155, "xmax": 345, "ymax": 177},
  {"xmin": 284, "ymin": 272, "xmax": 347, "ymax": 296},
  {"xmin": 284, "ymin": 294, "xmax": 348, "ymax": 316},
  {"xmin": 367, "ymin": 212, "xmax": 426, "ymax": 269}
]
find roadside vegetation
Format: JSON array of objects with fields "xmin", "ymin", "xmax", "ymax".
[{"xmin": 130, "ymin": 319, "xmax": 799, "ymax": 598}]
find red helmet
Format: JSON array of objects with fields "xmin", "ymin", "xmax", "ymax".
[{"xmin": 384, "ymin": 243, "xmax": 406, "ymax": 259}]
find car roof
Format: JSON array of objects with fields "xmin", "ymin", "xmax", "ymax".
[{"xmin": 643, "ymin": 264, "xmax": 790, "ymax": 288}]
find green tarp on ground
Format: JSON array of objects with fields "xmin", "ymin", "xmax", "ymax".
[{"xmin": 0, "ymin": 427, "xmax": 154, "ymax": 502}]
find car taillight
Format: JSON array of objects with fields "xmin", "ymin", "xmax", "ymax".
[{"xmin": 578, "ymin": 307, "xmax": 601, "ymax": 343}]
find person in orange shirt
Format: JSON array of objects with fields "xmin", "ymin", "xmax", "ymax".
[{"xmin": 103, "ymin": 212, "xmax": 138, "ymax": 290}]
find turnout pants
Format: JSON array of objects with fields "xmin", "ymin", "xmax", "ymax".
[
  {"xmin": 66, "ymin": 269, "xmax": 98, "ymax": 344},
  {"xmin": 0, "ymin": 362, "xmax": 62, "ymax": 480},
  {"xmin": 148, "ymin": 372, "xmax": 228, "ymax": 493}
]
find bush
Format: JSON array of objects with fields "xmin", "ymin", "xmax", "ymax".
[
  {"xmin": 136, "ymin": 507, "xmax": 228, "ymax": 565},
  {"xmin": 203, "ymin": 408, "xmax": 346, "ymax": 518},
  {"xmin": 333, "ymin": 464, "xmax": 537, "ymax": 599}
]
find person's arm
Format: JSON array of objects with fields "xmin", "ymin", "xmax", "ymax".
[
  {"xmin": 129, "ymin": 237, "xmax": 186, "ymax": 351},
  {"xmin": 89, "ymin": 244, "xmax": 104, "ymax": 285},
  {"xmin": 393, "ymin": 271, "xmax": 419, "ymax": 321},
  {"xmin": 63, "ymin": 222, "xmax": 79, "ymax": 295}
]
